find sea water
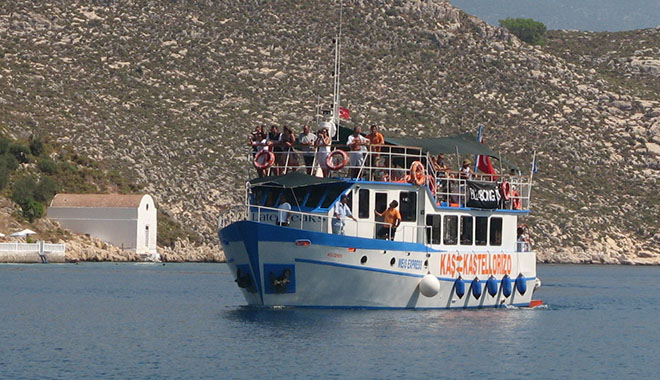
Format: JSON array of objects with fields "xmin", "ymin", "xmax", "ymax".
[{"xmin": 0, "ymin": 263, "xmax": 658, "ymax": 379}]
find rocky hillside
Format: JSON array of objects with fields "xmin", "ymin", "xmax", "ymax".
[{"xmin": 1, "ymin": 0, "xmax": 659, "ymax": 264}]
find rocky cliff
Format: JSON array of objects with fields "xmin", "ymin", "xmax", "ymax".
[{"xmin": 1, "ymin": 0, "xmax": 658, "ymax": 264}]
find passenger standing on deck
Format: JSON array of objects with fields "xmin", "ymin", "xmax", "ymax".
[
  {"xmin": 315, "ymin": 127, "xmax": 331, "ymax": 177},
  {"xmin": 267, "ymin": 125, "xmax": 282, "ymax": 174},
  {"xmin": 249, "ymin": 125, "xmax": 266, "ymax": 157},
  {"xmin": 297, "ymin": 125, "xmax": 317, "ymax": 175},
  {"xmin": 346, "ymin": 127, "xmax": 369, "ymax": 178},
  {"xmin": 374, "ymin": 200, "xmax": 401, "ymax": 240},
  {"xmin": 280, "ymin": 126, "xmax": 298, "ymax": 172},
  {"xmin": 332, "ymin": 194, "xmax": 357, "ymax": 235},
  {"xmin": 366, "ymin": 125, "xmax": 385, "ymax": 173},
  {"xmin": 277, "ymin": 194, "xmax": 292, "ymax": 227},
  {"xmin": 250, "ymin": 125, "xmax": 268, "ymax": 177},
  {"xmin": 460, "ymin": 159, "xmax": 474, "ymax": 179}
]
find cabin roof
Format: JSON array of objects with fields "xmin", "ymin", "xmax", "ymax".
[
  {"xmin": 50, "ymin": 194, "xmax": 147, "ymax": 208},
  {"xmin": 249, "ymin": 171, "xmax": 345, "ymax": 188}
]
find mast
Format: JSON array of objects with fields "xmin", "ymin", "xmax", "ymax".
[{"xmin": 332, "ymin": 0, "xmax": 343, "ymax": 135}]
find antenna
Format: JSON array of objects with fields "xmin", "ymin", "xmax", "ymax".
[{"xmin": 332, "ymin": 0, "xmax": 343, "ymax": 131}]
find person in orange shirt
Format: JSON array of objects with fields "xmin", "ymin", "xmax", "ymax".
[
  {"xmin": 374, "ymin": 200, "xmax": 401, "ymax": 240},
  {"xmin": 366, "ymin": 125, "xmax": 385, "ymax": 171}
]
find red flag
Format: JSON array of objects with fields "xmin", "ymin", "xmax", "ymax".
[
  {"xmin": 477, "ymin": 135, "xmax": 497, "ymax": 180},
  {"xmin": 478, "ymin": 154, "xmax": 496, "ymax": 176},
  {"xmin": 339, "ymin": 107, "xmax": 350, "ymax": 120}
]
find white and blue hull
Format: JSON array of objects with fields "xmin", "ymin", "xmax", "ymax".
[{"xmin": 220, "ymin": 221, "xmax": 538, "ymax": 309}]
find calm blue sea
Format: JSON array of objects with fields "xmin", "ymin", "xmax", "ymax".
[{"xmin": 0, "ymin": 263, "xmax": 658, "ymax": 379}]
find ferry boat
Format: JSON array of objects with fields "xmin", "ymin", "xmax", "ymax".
[
  {"xmin": 217, "ymin": 1, "xmax": 540, "ymax": 309},
  {"xmin": 218, "ymin": 133, "xmax": 541, "ymax": 309}
]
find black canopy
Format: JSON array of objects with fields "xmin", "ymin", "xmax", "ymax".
[{"xmin": 249, "ymin": 171, "xmax": 345, "ymax": 188}]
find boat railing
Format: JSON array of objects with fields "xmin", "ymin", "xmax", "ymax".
[
  {"xmin": 250, "ymin": 143, "xmax": 425, "ymax": 180},
  {"xmin": 218, "ymin": 205, "xmax": 249, "ymax": 231},
  {"xmin": 222, "ymin": 203, "xmax": 432, "ymax": 244},
  {"xmin": 249, "ymin": 144, "xmax": 532, "ymax": 211}
]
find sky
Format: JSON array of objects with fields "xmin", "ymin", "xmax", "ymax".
[{"xmin": 450, "ymin": 0, "xmax": 660, "ymax": 32}]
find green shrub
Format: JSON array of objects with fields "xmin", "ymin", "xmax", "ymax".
[
  {"xmin": 34, "ymin": 176, "xmax": 58, "ymax": 204},
  {"xmin": 0, "ymin": 136, "xmax": 9, "ymax": 154},
  {"xmin": 9, "ymin": 143, "xmax": 31, "ymax": 163},
  {"xmin": 499, "ymin": 17, "xmax": 547, "ymax": 45},
  {"xmin": 0, "ymin": 164, "xmax": 8, "ymax": 190},
  {"xmin": 22, "ymin": 200, "xmax": 44, "ymax": 222},
  {"xmin": 1, "ymin": 153, "xmax": 19, "ymax": 171},
  {"xmin": 11, "ymin": 176, "xmax": 36, "ymax": 207},
  {"xmin": 38, "ymin": 158, "xmax": 58, "ymax": 174},
  {"xmin": 29, "ymin": 136, "xmax": 46, "ymax": 157}
]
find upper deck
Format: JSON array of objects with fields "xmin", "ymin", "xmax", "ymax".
[
  {"xmin": 220, "ymin": 136, "xmax": 535, "ymax": 254},
  {"xmin": 250, "ymin": 140, "xmax": 533, "ymax": 212}
]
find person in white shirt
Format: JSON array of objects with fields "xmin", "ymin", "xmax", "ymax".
[
  {"xmin": 315, "ymin": 127, "xmax": 331, "ymax": 177},
  {"xmin": 517, "ymin": 226, "xmax": 530, "ymax": 252},
  {"xmin": 346, "ymin": 127, "xmax": 369, "ymax": 178},
  {"xmin": 277, "ymin": 195, "xmax": 292, "ymax": 226},
  {"xmin": 332, "ymin": 194, "xmax": 357, "ymax": 235},
  {"xmin": 297, "ymin": 125, "xmax": 317, "ymax": 175}
]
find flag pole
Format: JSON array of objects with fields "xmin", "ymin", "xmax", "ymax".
[
  {"xmin": 332, "ymin": 0, "xmax": 343, "ymax": 134},
  {"xmin": 528, "ymin": 150, "xmax": 537, "ymax": 209},
  {"xmin": 529, "ymin": 150, "xmax": 537, "ymax": 183},
  {"xmin": 474, "ymin": 124, "xmax": 482, "ymax": 173}
]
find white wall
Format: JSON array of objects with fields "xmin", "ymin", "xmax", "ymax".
[{"xmin": 136, "ymin": 195, "xmax": 158, "ymax": 254}]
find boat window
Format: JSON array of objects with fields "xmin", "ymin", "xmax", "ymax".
[
  {"xmin": 251, "ymin": 187, "xmax": 265, "ymax": 205},
  {"xmin": 425, "ymin": 215, "xmax": 441, "ymax": 245},
  {"xmin": 460, "ymin": 216, "xmax": 473, "ymax": 245},
  {"xmin": 375, "ymin": 193, "xmax": 387, "ymax": 213},
  {"xmin": 399, "ymin": 191, "xmax": 417, "ymax": 222},
  {"xmin": 305, "ymin": 187, "xmax": 324, "ymax": 208},
  {"xmin": 475, "ymin": 216, "xmax": 488, "ymax": 245},
  {"xmin": 443, "ymin": 215, "xmax": 458, "ymax": 245},
  {"xmin": 346, "ymin": 191, "xmax": 353, "ymax": 211},
  {"xmin": 292, "ymin": 188, "xmax": 308, "ymax": 207},
  {"xmin": 321, "ymin": 185, "xmax": 347, "ymax": 208},
  {"xmin": 264, "ymin": 189, "xmax": 282, "ymax": 207},
  {"xmin": 358, "ymin": 189, "xmax": 370, "ymax": 219},
  {"xmin": 490, "ymin": 217, "xmax": 503, "ymax": 246}
]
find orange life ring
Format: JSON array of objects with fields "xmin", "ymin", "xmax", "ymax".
[
  {"xmin": 326, "ymin": 149, "xmax": 348, "ymax": 171},
  {"xmin": 512, "ymin": 189, "xmax": 521, "ymax": 210},
  {"xmin": 409, "ymin": 161, "xmax": 425, "ymax": 186},
  {"xmin": 500, "ymin": 181, "xmax": 511, "ymax": 201},
  {"xmin": 254, "ymin": 150, "xmax": 275, "ymax": 169}
]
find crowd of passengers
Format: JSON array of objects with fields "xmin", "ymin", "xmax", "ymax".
[
  {"xmin": 249, "ymin": 124, "xmax": 520, "ymax": 184},
  {"xmin": 249, "ymin": 124, "xmax": 384, "ymax": 178}
]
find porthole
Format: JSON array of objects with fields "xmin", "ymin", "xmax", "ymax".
[
  {"xmin": 390, "ymin": 258, "xmax": 396, "ymax": 266},
  {"xmin": 360, "ymin": 256, "xmax": 367, "ymax": 264},
  {"xmin": 424, "ymin": 260, "xmax": 429, "ymax": 268}
]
